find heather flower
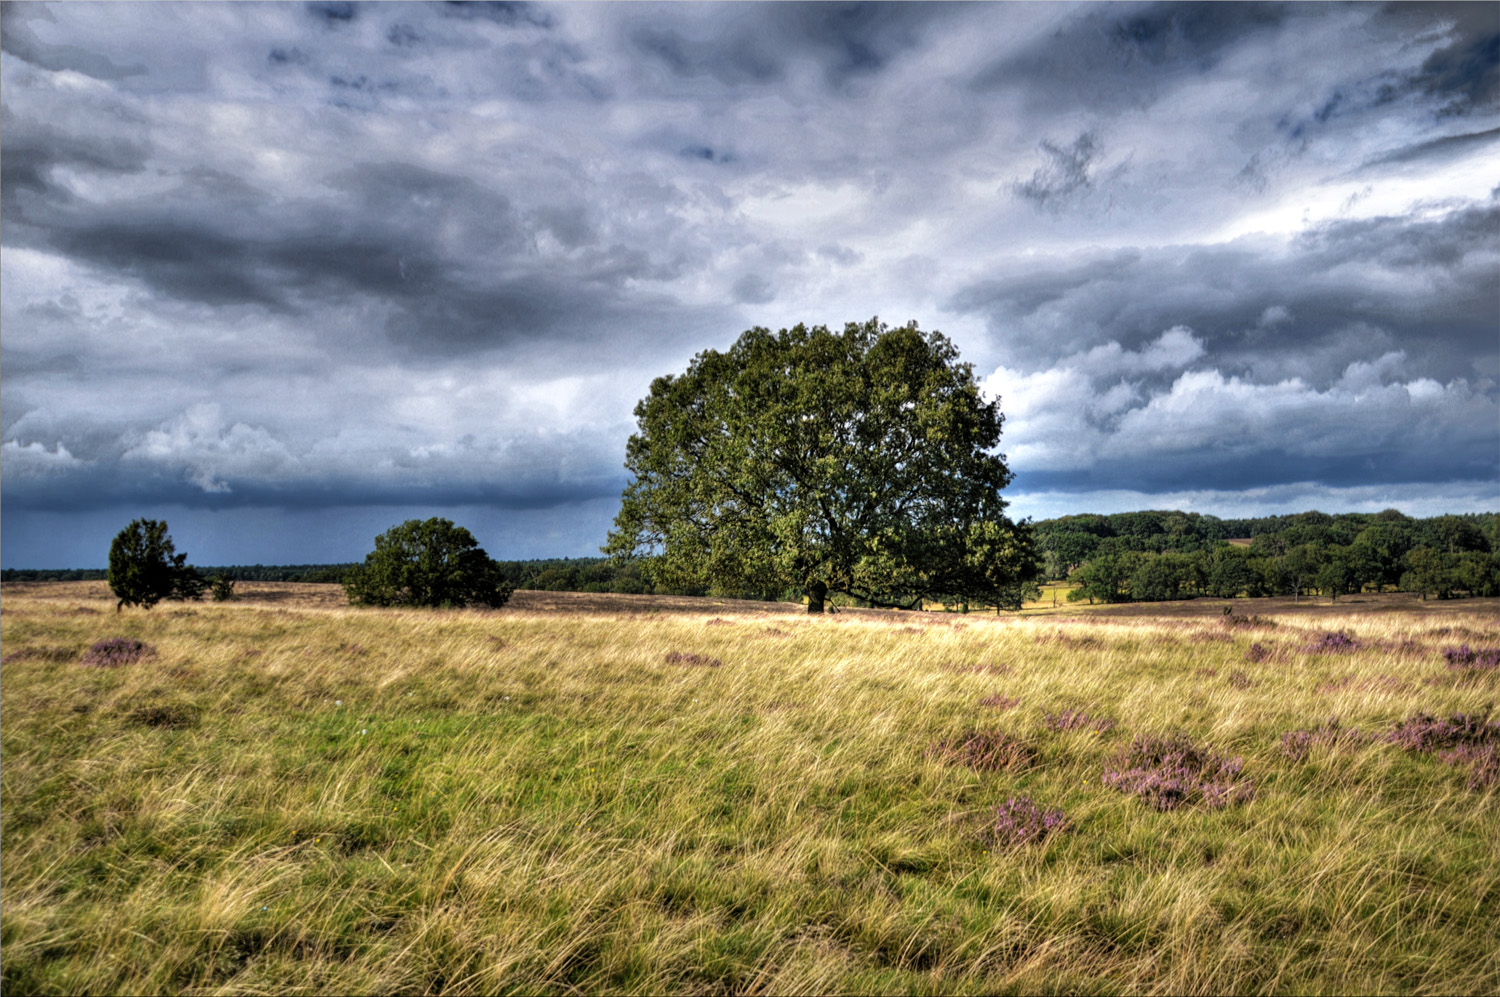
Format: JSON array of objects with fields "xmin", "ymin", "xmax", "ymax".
[
  {"xmin": 990, "ymin": 797, "xmax": 1069, "ymax": 848},
  {"xmin": 81, "ymin": 638, "xmax": 155, "ymax": 668},
  {"xmin": 1244, "ymin": 643, "xmax": 1273, "ymax": 663},
  {"xmin": 1279, "ymin": 716, "xmax": 1367, "ymax": 761},
  {"xmin": 1043, "ymin": 707, "xmax": 1116, "ymax": 733},
  {"xmin": 1385, "ymin": 712, "xmax": 1499, "ymax": 752},
  {"xmin": 1102, "ymin": 733, "xmax": 1253, "ymax": 810},
  {"xmin": 929, "ymin": 729, "xmax": 1035, "ymax": 771},
  {"xmin": 1228, "ymin": 670, "xmax": 1254, "ymax": 689},
  {"xmin": 663, "ymin": 651, "xmax": 723, "ymax": 667},
  {"xmin": 1303, "ymin": 630, "xmax": 1359, "ymax": 654},
  {"xmin": 1438, "ymin": 744, "xmax": 1499, "ymax": 789},
  {"xmin": 979, "ymin": 694, "xmax": 1020, "ymax": 710},
  {"xmin": 1441, "ymin": 645, "xmax": 1500, "ymax": 670}
]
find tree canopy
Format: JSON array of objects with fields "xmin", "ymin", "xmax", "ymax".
[
  {"xmin": 107, "ymin": 518, "xmax": 205, "ymax": 612},
  {"xmin": 604, "ymin": 319, "xmax": 1038, "ymax": 612},
  {"xmin": 344, "ymin": 518, "xmax": 513, "ymax": 609}
]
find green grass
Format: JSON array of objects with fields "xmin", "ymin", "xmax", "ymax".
[{"xmin": 2, "ymin": 587, "xmax": 1498, "ymax": 995}]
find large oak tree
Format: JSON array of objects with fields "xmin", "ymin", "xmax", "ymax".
[{"xmin": 605, "ymin": 319, "xmax": 1038, "ymax": 613}]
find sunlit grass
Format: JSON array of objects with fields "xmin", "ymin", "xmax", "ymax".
[{"xmin": 3, "ymin": 584, "xmax": 1497, "ymax": 995}]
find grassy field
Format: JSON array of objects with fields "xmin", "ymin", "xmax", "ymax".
[{"xmin": 2, "ymin": 583, "xmax": 1498, "ymax": 996}]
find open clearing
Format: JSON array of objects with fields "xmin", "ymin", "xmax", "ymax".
[{"xmin": 3, "ymin": 583, "xmax": 1497, "ymax": 995}]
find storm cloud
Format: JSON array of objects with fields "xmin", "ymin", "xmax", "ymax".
[{"xmin": 2, "ymin": 1, "xmax": 1495, "ymax": 567}]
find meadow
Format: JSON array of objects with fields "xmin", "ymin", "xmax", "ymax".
[{"xmin": 2, "ymin": 582, "xmax": 1497, "ymax": 995}]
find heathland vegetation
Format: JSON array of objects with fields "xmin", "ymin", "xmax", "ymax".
[{"xmin": 2, "ymin": 583, "xmax": 1496, "ymax": 994}]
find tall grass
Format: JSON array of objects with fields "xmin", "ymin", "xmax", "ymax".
[{"xmin": 2, "ymin": 586, "xmax": 1497, "ymax": 995}]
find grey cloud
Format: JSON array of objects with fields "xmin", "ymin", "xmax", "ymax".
[
  {"xmin": 972, "ymin": 2, "xmax": 1292, "ymax": 110},
  {"xmin": 306, "ymin": 2, "xmax": 357, "ymax": 25},
  {"xmin": 1400, "ymin": 2, "xmax": 1500, "ymax": 114},
  {"xmin": 731, "ymin": 274, "xmax": 775, "ymax": 305},
  {"xmin": 438, "ymin": 2, "xmax": 555, "ymax": 30},
  {"xmin": 951, "ymin": 205, "xmax": 1499, "ymax": 386},
  {"xmin": 1353, "ymin": 126, "xmax": 1500, "ymax": 171},
  {"xmin": 0, "ymin": 3, "xmax": 147, "ymax": 80},
  {"xmin": 625, "ymin": 1, "xmax": 961, "ymax": 94},
  {"xmin": 2, "ymin": 1, "xmax": 1496, "ymax": 564},
  {"xmin": 949, "ymin": 251, "xmax": 1141, "ymax": 321},
  {"xmin": 1012, "ymin": 132, "xmax": 1103, "ymax": 209},
  {"xmin": 816, "ymin": 244, "xmax": 862, "ymax": 265}
]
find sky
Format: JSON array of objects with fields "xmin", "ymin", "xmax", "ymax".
[{"xmin": 2, "ymin": 1, "xmax": 1497, "ymax": 568}]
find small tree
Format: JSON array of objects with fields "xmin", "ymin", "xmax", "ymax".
[
  {"xmin": 209, "ymin": 574, "xmax": 236, "ymax": 602},
  {"xmin": 107, "ymin": 519, "xmax": 205, "ymax": 612},
  {"xmin": 344, "ymin": 518, "xmax": 513, "ymax": 608}
]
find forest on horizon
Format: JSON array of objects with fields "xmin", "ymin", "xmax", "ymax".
[{"xmin": 6, "ymin": 508, "xmax": 1496, "ymax": 606}]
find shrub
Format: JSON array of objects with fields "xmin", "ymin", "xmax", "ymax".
[
  {"xmin": 1303, "ymin": 630, "xmax": 1359, "ymax": 654},
  {"xmin": 1438, "ymin": 744, "xmax": 1499, "ymax": 789},
  {"xmin": 663, "ymin": 651, "xmax": 723, "ymax": 667},
  {"xmin": 107, "ymin": 519, "xmax": 205, "ymax": 611},
  {"xmin": 344, "ymin": 518, "xmax": 513, "ymax": 609},
  {"xmin": 1385, "ymin": 712, "xmax": 1499, "ymax": 752},
  {"xmin": 1387, "ymin": 712, "xmax": 1500, "ymax": 790},
  {"xmin": 209, "ymin": 574, "xmax": 236, "ymax": 602},
  {"xmin": 929, "ymin": 730, "xmax": 1035, "ymax": 771},
  {"xmin": 1043, "ymin": 707, "xmax": 1116, "ymax": 733},
  {"xmin": 1279, "ymin": 716, "xmax": 1367, "ymax": 761},
  {"xmin": 1221, "ymin": 614, "xmax": 1277, "ymax": 631},
  {"xmin": 127, "ymin": 702, "xmax": 200, "ymax": 729},
  {"xmin": 81, "ymin": 638, "xmax": 156, "ymax": 668},
  {"xmin": 1441, "ymin": 644, "xmax": 1500, "ymax": 670},
  {"xmin": 990, "ymin": 797, "xmax": 1069, "ymax": 848},
  {"xmin": 1102, "ymin": 734, "xmax": 1254, "ymax": 810}
]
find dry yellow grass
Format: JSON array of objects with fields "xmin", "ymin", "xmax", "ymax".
[{"xmin": 2, "ymin": 583, "xmax": 1497, "ymax": 995}]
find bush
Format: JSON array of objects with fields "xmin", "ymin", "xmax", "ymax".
[
  {"xmin": 209, "ymin": 574, "xmax": 236, "ymax": 602},
  {"xmin": 1102, "ymin": 733, "xmax": 1254, "ymax": 810},
  {"xmin": 81, "ymin": 638, "xmax": 155, "ymax": 668},
  {"xmin": 107, "ymin": 519, "xmax": 204, "ymax": 611},
  {"xmin": 344, "ymin": 518, "xmax": 512, "ymax": 609}
]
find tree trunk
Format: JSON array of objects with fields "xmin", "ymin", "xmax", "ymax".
[{"xmin": 807, "ymin": 579, "xmax": 828, "ymax": 614}]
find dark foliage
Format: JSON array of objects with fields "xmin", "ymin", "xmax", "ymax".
[
  {"xmin": 81, "ymin": 638, "xmax": 155, "ymax": 668},
  {"xmin": 605, "ymin": 319, "xmax": 1038, "ymax": 613},
  {"xmin": 106, "ymin": 519, "xmax": 205, "ymax": 611},
  {"xmin": 929, "ymin": 730, "xmax": 1035, "ymax": 771},
  {"xmin": 344, "ymin": 518, "xmax": 512, "ymax": 609}
]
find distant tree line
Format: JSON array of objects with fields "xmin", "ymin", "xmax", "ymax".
[
  {"xmin": 0, "ymin": 564, "xmax": 354, "ymax": 583},
  {"xmin": 1035, "ymin": 509, "xmax": 1500, "ymax": 603},
  {"xmin": 9, "ymin": 508, "xmax": 1497, "ymax": 608}
]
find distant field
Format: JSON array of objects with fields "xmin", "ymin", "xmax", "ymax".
[{"xmin": 3, "ymin": 582, "xmax": 1497, "ymax": 995}]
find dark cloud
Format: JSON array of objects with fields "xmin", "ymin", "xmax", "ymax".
[
  {"xmin": 1, "ymin": 1, "xmax": 1495, "ymax": 565},
  {"xmin": 971, "ymin": 2, "xmax": 1292, "ymax": 110},
  {"xmin": 306, "ymin": 2, "xmax": 357, "ymax": 25},
  {"xmin": 1011, "ymin": 132, "xmax": 1103, "ymax": 209},
  {"xmin": 1353, "ymin": 125, "xmax": 1500, "ymax": 171},
  {"xmin": 731, "ymin": 274, "xmax": 775, "ymax": 305},
  {"xmin": 439, "ymin": 2, "xmax": 555, "ymax": 30},
  {"xmin": 626, "ymin": 1, "xmax": 959, "ymax": 93},
  {"xmin": 952, "ymin": 205, "xmax": 1499, "ymax": 385},
  {"xmin": 0, "ymin": 3, "xmax": 147, "ymax": 79}
]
